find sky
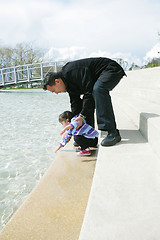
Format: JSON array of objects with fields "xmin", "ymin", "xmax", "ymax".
[{"xmin": 0, "ymin": 0, "xmax": 160, "ymax": 67}]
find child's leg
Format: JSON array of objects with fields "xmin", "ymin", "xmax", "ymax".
[{"xmin": 74, "ymin": 135, "xmax": 98, "ymax": 150}]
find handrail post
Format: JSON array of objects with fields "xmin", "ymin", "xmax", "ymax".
[
  {"xmin": 27, "ymin": 65, "xmax": 30, "ymax": 82},
  {"xmin": 54, "ymin": 62, "xmax": 57, "ymax": 72},
  {"xmin": 14, "ymin": 67, "xmax": 17, "ymax": 84},
  {"xmin": 40, "ymin": 63, "xmax": 43, "ymax": 80},
  {"xmin": 1, "ymin": 69, "xmax": 5, "ymax": 86}
]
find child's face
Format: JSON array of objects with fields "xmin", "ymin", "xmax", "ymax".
[{"xmin": 61, "ymin": 120, "xmax": 69, "ymax": 128}]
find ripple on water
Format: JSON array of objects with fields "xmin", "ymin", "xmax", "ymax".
[{"xmin": 0, "ymin": 91, "xmax": 70, "ymax": 231}]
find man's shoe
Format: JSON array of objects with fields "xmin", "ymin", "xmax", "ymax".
[{"xmin": 101, "ymin": 130, "xmax": 121, "ymax": 146}]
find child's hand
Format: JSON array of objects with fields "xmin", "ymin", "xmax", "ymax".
[
  {"xmin": 54, "ymin": 148, "xmax": 58, "ymax": 153},
  {"xmin": 54, "ymin": 145, "xmax": 62, "ymax": 153},
  {"xmin": 60, "ymin": 128, "xmax": 66, "ymax": 135},
  {"xmin": 54, "ymin": 148, "xmax": 59, "ymax": 153}
]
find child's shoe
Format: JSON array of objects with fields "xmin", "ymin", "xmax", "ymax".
[
  {"xmin": 77, "ymin": 148, "xmax": 91, "ymax": 156},
  {"xmin": 76, "ymin": 147, "xmax": 81, "ymax": 152}
]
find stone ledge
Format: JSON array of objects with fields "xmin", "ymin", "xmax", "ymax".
[
  {"xmin": 140, "ymin": 113, "xmax": 160, "ymax": 158},
  {"xmin": 112, "ymin": 95, "xmax": 160, "ymax": 158},
  {"xmin": 79, "ymin": 97, "xmax": 160, "ymax": 240},
  {"xmin": 0, "ymin": 141, "xmax": 98, "ymax": 240}
]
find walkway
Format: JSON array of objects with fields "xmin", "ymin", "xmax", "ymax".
[
  {"xmin": 79, "ymin": 67, "xmax": 160, "ymax": 240},
  {"xmin": 79, "ymin": 100, "xmax": 160, "ymax": 239}
]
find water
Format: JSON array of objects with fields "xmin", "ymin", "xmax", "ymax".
[{"xmin": 0, "ymin": 89, "xmax": 70, "ymax": 231}]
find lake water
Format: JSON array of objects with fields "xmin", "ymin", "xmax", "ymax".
[{"xmin": 0, "ymin": 89, "xmax": 70, "ymax": 231}]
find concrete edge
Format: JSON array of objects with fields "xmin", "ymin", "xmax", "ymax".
[
  {"xmin": 0, "ymin": 140, "xmax": 98, "ymax": 240},
  {"xmin": 139, "ymin": 113, "xmax": 160, "ymax": 158},
  {"xmin": 112, "ymin": 95, "xmax": 160, "ymax": 158}
]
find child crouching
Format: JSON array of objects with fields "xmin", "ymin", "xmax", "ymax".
[{"xmin": 55, "ymin": 111, "xmax": 99, "ymax": 156}]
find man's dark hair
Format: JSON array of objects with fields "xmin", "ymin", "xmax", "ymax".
[
  {"xmin": 59, "ymin": 111, "xmax": 73, "ymax": 123},
  {"xmin": 42, "ymin": 72, "xmax": 62, "ymax": 90}
]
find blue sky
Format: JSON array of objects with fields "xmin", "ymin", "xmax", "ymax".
[{"xmin": 0, "ymin": 0, "xmax": 160, "ymax": 66}]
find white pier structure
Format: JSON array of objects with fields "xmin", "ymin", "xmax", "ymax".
[
  {"xmin": 0, "ymin": 61, "xmax": 65, "ymax": 88},
  {"xmin": 0, "ymin": 59, "xmax": 128, "ymax": 88}
]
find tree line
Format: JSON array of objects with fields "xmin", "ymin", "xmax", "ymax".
[
  {"xmin": 129, "ymin": 57, "xmax": 160, "ymax": 70},
  {"xmin": 0, "ymin": 42, "xmax": 45, "ymax": 69},
  {"xmin": 0, "ymin": 42, "xmax": 160, "ymax": 71}
]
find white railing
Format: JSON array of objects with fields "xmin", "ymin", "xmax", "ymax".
[
  {"xmin": 0, "ymin": 59, "xmax": 128, "ymax": 87},
  {"xmin": 0, "ymin": 61, "xmax": 65, "ymax": 87}
]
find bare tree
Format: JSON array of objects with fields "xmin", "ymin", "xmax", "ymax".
[{"xmin": 0, "ymin": 42, "xmax": 45, "ymax": 68}]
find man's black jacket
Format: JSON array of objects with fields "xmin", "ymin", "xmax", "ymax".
[{"xmin": 60, "ymin": 57, "xmax": 126, "ymax": 117}]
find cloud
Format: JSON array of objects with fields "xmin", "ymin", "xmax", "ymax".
[
  {"xmin": 44, "ymin": 46, "xmax": 87, "ymax": 61},
  {"xmin": 43, "ymin": 46, "xmax": 141, "ymax": 69},
  {"xmin": 0, "ymin": 0, "xmax": 160, "ymax": 66},
  {"xmin": 144, "ymin": 43, "xmax": 160, "ymax": 62}
]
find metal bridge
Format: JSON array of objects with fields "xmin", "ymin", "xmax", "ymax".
[
  {"xmin": 0, "ymin": 59, "xmax": 128, "ymax": 88},
  {"xmin": 0, "ymin": 61, "xmax": 65, "ymax": 88}
]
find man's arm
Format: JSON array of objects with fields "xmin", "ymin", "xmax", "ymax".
[
  {"xmin": 69, "ymin": 67, "xmax": 95, "ymax": 118},
  {"xmin": 68, "ymin": 93, "xmax": 83, "ymax": 116},
  {"xmin": 80, "ymin": 67, "xmax": 95, "ymax": 117}
]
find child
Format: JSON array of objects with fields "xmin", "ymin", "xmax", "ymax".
[{"xmin": 55, "ymin": 111, "xmax": 99, "ymax": 156}]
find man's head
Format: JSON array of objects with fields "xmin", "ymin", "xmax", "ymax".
[{"xmin": 43, "ymin": 72, "xmax": 66, "ymax": 94}]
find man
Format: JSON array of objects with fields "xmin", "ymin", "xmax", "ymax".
[{"xmin": 43, "ymin": 57, "xmax": 126, "ymax": 146}]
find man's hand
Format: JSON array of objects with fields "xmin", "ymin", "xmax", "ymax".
[{"xmin": 75, "ymin": 116, "xmax": 83, "ymax": 128}]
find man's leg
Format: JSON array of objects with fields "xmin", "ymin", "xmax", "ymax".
[
  {"xmin": 93, "ymin": 79, "xmax": 117, "ymax": 131},
  {"xmin": 93, "ymin": 78, "xmax": 121, "ymax": 146}
]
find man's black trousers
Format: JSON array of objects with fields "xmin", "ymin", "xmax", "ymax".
[{"xmin": 89, "ymin": 72, "xmax": 123, "ymax": 132}]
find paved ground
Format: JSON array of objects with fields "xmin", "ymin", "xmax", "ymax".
[
  {"xmin": 79, "ymin": 88, "xmax": 160, "ymax": 240},
  {"xmin": 0, "ymin": 142, "xmax": 98, "ymax": 240}
]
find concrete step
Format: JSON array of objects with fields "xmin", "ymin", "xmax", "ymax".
[
  {"xmin": 114, "ymin": 87, "xmax": 160, "ymax": 105},
  {"xmin": 113, "ymin": 67, "xmax": 160, "ymax": 105},
  {"xmin": 112, "ymin": 94, "xmax": 160, "ymax": 158},
  {"xmin": 112, "ymin": 94, "xmax": 160, "ymax": 126},
  {"xmin": 79, "ymin": 99, "xmax": 160, "ymax": 240},
  {"xmin": 120, "ymin": 67, "xmax": 160, "ymax": 89}
]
